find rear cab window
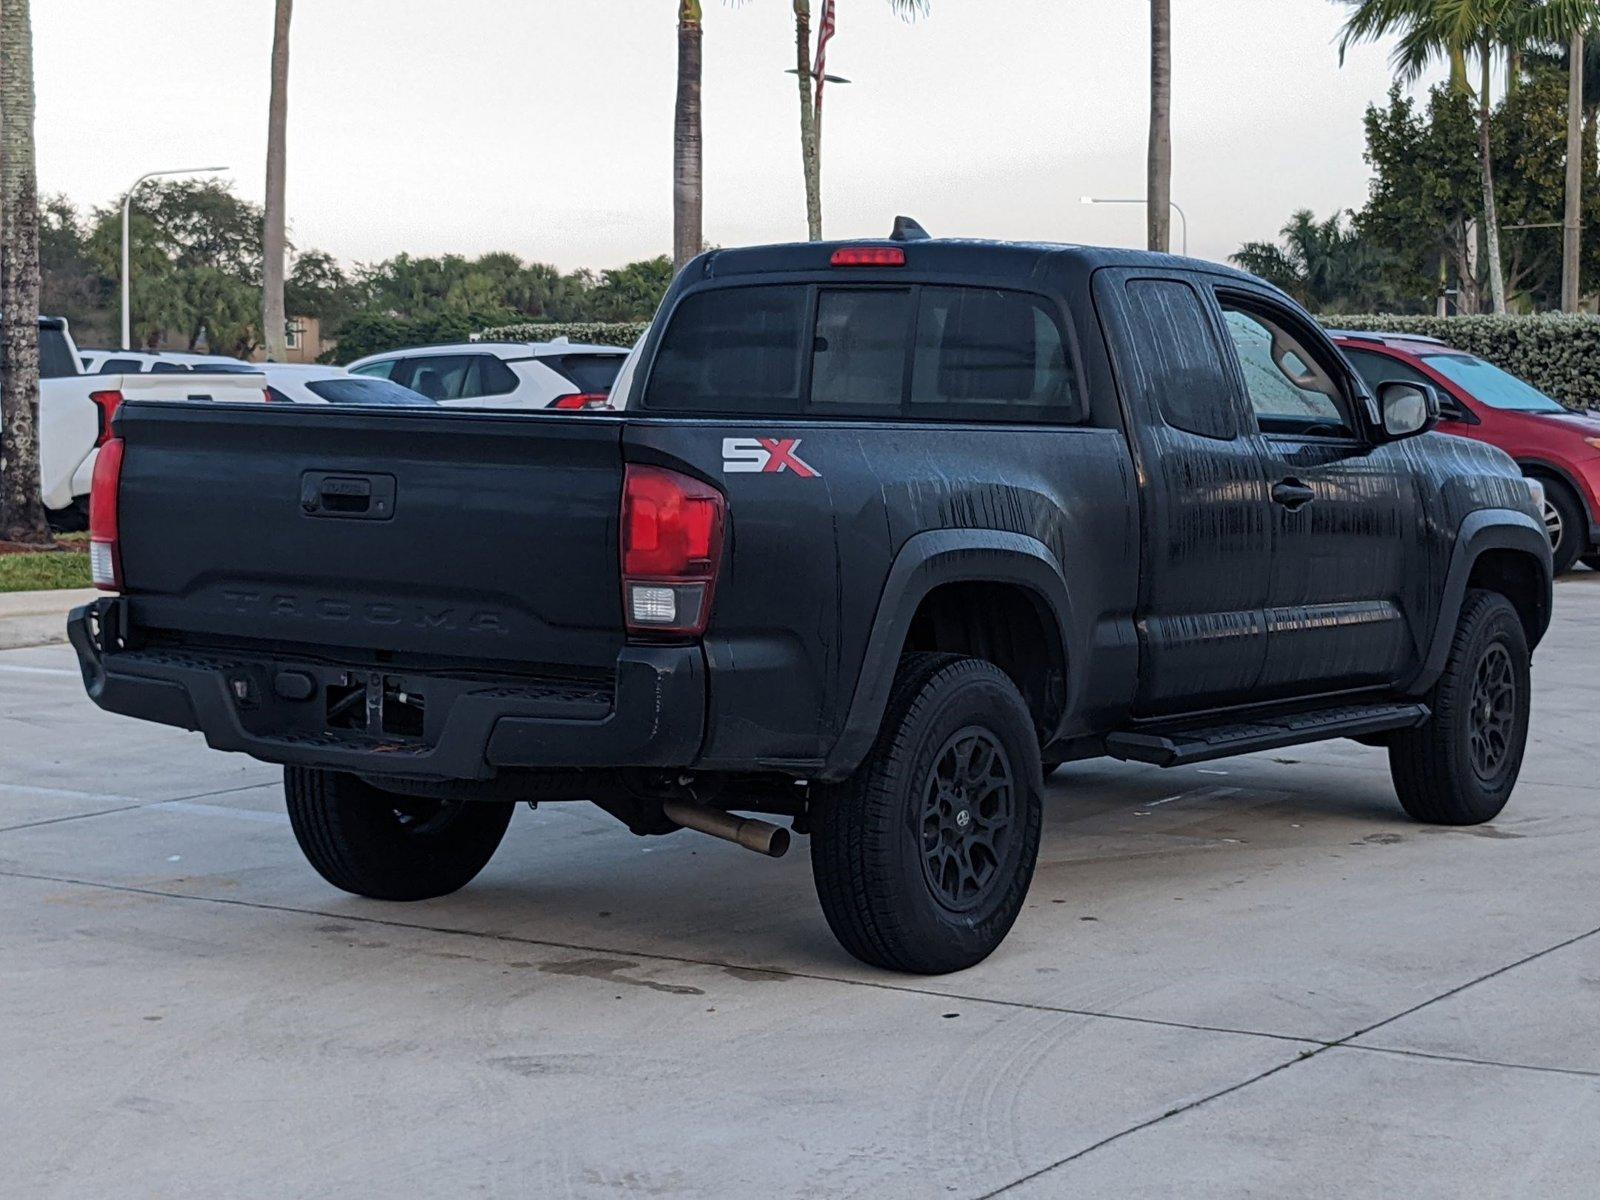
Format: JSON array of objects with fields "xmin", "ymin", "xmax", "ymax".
[{"xmin": 642, "ymin": 281, "xmax": 1081, "ymax": 423}]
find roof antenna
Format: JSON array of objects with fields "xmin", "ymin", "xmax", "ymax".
[{"xmin": 890, "ymin": 215, "xmax": 931, "ymax": 242}]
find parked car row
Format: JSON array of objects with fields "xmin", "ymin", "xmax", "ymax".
[
  {"xmin": 21, "ymin": 325, "xmax": 633, "ymax": 529},
  {"xmin": 347, "ymin": 337, "xmax": 629, "ymax": 409}
]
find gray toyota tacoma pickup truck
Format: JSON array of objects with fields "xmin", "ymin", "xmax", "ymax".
[{"xmin": 72, "ymin": 231, "xmax": 1552, "ymax": 973}]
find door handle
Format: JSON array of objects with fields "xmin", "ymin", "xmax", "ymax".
[{"xmin": 1271, "ymin": 479, "xmax": 1316, "ymax": 510}]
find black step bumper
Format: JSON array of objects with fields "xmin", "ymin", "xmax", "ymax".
[{"xmin": 68, "ymin": 599, "xmax": 705, "ymax": 781}]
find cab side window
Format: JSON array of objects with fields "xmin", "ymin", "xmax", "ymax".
[
  {"xmin": 1121, "ymin": 278, "xmax": 1238, "ymax": 440},
  {"xmin": 1219, "ymin": 300, "xmax": 1355, "ymax": 438}
]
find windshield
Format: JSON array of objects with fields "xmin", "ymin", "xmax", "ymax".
[{"xmin": 1421, "ymin": 354, "xmax": 1566, "ymax": 414}]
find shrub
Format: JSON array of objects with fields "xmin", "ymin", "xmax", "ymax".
[
  {"xmin": 474, "ymin": 321, "xmax": 648, "ymax": 348},
  {"xmin": 1322, "ymin": 314, "xmax": 1600, "ymax": 410},
  {"xmin": 324, "ymin": 309, "xmax": 512, "ymax": 364}
]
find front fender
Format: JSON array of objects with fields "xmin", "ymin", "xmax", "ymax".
[
  {"xmin": 1406, "ymin": 507, "xmax": 1552, "ymax": 695},
  {"xmin": 820, "ymin": 528, "xmax": 1076, "ymax": 779}
]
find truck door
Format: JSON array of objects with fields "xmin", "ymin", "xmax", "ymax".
[
  {"xmin": 1093, "ymin": 269, "xmax": 1273, "ymax": 715},
  {"xmin": 1211, "ymin": 287, "xmax": 1423, "ymax": 695}
]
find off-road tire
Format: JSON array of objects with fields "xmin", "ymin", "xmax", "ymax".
[
  {"xmin": 285, "ymin": 767, "xmax": 514, "ymax": 901},
  {"xmin": 811, "ymin": 653, "xmax": 1042, "ymax": 974},
  {"xmin": 1389, "ymin": 590, "xmax": 1530, "ymax": 826}
]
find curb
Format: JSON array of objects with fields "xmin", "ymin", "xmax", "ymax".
[{"xmin": 0, "ymin": 588, "xmax": 99, "ymax": 651}]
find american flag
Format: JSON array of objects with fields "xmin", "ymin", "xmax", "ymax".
[{"xmin": 813, "ymin": 0, "xmax": 836, "ymax": 116}]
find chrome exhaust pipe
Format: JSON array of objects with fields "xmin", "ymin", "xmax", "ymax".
[{"xmin": 662, "ymin": 800, "xmax": 791, "ymax": 858}]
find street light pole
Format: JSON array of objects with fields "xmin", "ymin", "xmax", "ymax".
[
  {"xmin": 120, "ymin": 166, "xmax": 228, "ymax": 350},
  {"xmin": 1080, "ymin": 196, "xmax": 1189, "ymax": 257}
]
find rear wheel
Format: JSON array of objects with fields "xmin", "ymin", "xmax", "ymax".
[
  {"xmin": 810, "ymin": 654, "xmax": 1042, "ymax": 974},
  {"xmin": 1534, "ymin": 476, "xmax": 1585, "ymax": 576},
  {"xmin": 284, "ymin": 768, "xmax": 514, "ymax": 901},
  {"xmin": 1388, "ymin": 590, "xmax": 1530, "ymax": 825}
]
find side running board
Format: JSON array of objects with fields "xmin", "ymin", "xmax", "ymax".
[{"xmin": 1105, "ymin": 701, "xmax": 1430, "ymax": 768}]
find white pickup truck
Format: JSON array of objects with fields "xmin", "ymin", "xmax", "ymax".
[{"xmin": 24, "ymin": 317, "xmax": 266, "ymax": 529}]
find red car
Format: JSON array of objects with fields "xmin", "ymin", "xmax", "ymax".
[{"xmin": 1335, "ymin": 331, "xmax": 1600, "ymax": 574}]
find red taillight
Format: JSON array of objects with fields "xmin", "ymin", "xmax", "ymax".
[
  {"xmin": 831, "ymin": 246, "xmax": 905, "ymax": 267},
  {"xmin": 552, "ymin": 392, "xmax": 613, "ymax": 411},
  {"xmin": 89, "ymin": 390, "xmax": 123, "ymax": 447},
  {"xmin": 89, "ymin": 437, "xmax": 125, "ymax": 591},
  {"xmin": 620, "ymin": 464, "xmax": 726, "ymax": 637}
]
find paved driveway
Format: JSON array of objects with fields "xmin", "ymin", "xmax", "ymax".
[{"xmin": 4, "ymin": 576, "xmax": 1598, "ymax": 1198}]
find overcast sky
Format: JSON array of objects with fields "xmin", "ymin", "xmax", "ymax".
[{"xmin": 35, "ymin": 1, "xmax": 1447, "ymax": 272}]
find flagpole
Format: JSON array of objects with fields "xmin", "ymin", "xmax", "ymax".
[{"xmin": 813, "ymin": 0, "xmax": 835, "ymax": 208}]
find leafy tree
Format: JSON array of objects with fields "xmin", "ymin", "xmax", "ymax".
[
  {"xmin": 39, "ymin": 195, "xmax": 109, "ymax": 343},
  {"xmin": 586, "ymin": 257, "xmax": 675, "ymax": 321},
  {"xmin": 1357, "ymin": 84, "xmax": 1485, "ymax": 309},
  {"xmin": 1340, "ymin": 1, "xmax": 1600, "ymax": 313},
  {"xmin": 285, "ymin": 249, "xmax": 358, "ymax": 328},
  {"xmin": 35, "ymin": 179, "xmax": 675, "ymax": 361},
  {"xmin": 1338, "ymin": 0, "xmax": 1525, "ymax": 312},
  {"xmin": 1257, "ymin": 71, "xmax": 1600, "ymax": 312}
]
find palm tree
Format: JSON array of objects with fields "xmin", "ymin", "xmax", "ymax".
[
  {"xmin": 262, "ymin": 0, "xmax": 292, "ymax": 361},
  {"xmin": 1232, "ymin": 209, "xmax": 1390, "ymax": 311},
  {"xmin": 793, "ymin": 1, "xmax": 823, "ymax": 240},
  {"xmin": 0, "ymin": 0, "xmax": 50, "ymax": 543},
  {"xmin": 1338, "ymin": 0, "xmax": 1523, "ymax": 313},
  {"xmin": 787, "ymin": 0, "xmax": 927, "ymax": 241},
  {"xmin": 675, "ymin": 1, "xmax": 704, "ymax": 271},
  {"xmin": 1148, "ymin": 0, "xmax": 1171, "ymax": 252}
]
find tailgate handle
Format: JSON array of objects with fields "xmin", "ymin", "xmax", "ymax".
[{"xmin": 300, "ymin": 472, "xmax": 395, "ymax": 520}]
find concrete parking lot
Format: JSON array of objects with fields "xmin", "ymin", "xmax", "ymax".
[{"xmin": 3, "ymin": 576, "xmax": 1598, "ymax": 1199}]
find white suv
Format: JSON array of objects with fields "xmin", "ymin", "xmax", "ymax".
[
  {"xmin": 345, "ymin": 338, "xmax": 630, "ymax": 410},
  {"xmin": 80, "ymin": 349, "xmax": 256, "ymax": 375}
]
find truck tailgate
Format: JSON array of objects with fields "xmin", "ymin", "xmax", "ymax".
[{"xmin": 114, "ymin": 402, "xmax": 625, "ymax": 672}]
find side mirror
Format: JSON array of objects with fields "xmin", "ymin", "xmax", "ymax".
[{"xmin": 1376, "ymin": 381, "xmax": 1440, "ymax": 440}]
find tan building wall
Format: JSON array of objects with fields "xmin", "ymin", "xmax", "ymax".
[{"xmin": 250, "ymin": 315, "xmax": 327, "ymax": 364}]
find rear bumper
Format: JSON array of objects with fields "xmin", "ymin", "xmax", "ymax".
[{"xmin": 69, "ymin": 599, "xmax": 705, "ymax": 781}]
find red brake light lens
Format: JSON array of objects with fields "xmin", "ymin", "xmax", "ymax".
[
  {"xmin": 831, "ymin": 246, "xmax": 906, "ymax": 267},
  {"xmin": 89, "ymin": 390, "xmax": 123, "ymax": 447},
  {"xmin": 552, "ymin": 392, "xmax": 613, "ymax": 411},
  {"xmin": 621, "ymin": 464, "xmax": 726, "ymax": 636},
  {"xmin": 89, "ymin": 437, "xmax": 125, "ymax": 591}
]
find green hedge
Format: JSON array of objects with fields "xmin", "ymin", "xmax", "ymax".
[
  {"xmin": 474, "ymin": 321, "xmax": 648, "ymax": 348},
  {"xmin": 1321, "ymin": 314, "xmax": 1600, "ymax": 410}
]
